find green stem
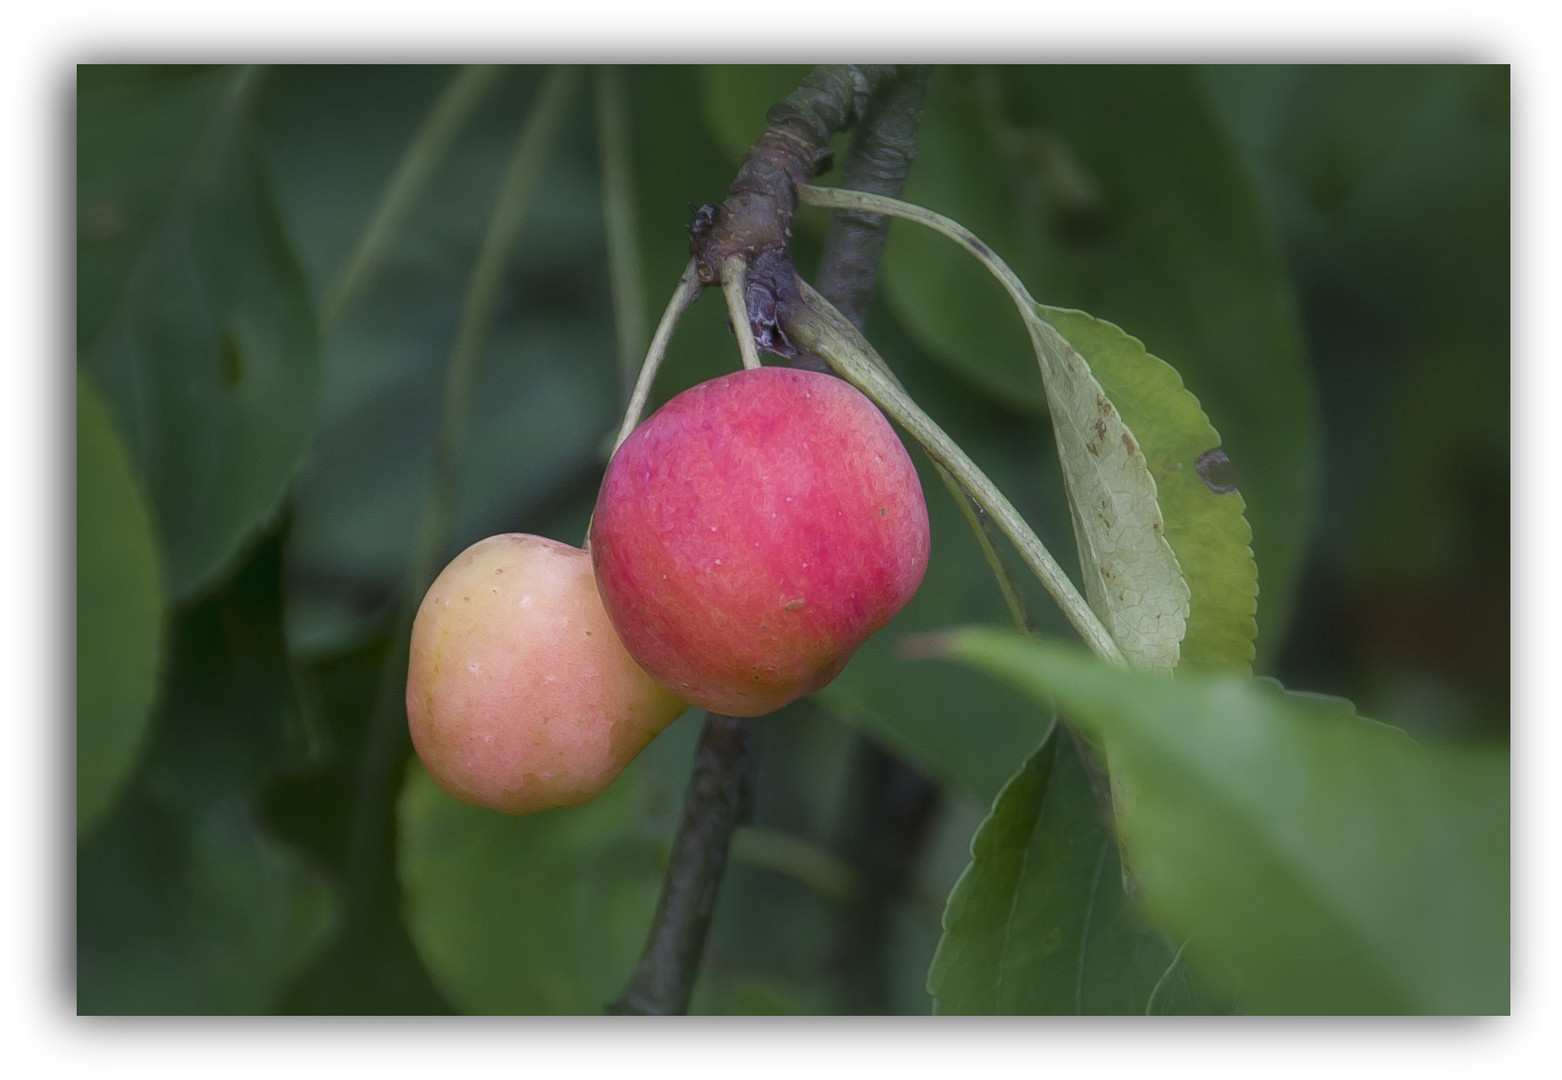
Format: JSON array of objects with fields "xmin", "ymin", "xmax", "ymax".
[
  {"xmin": 936, "ymin": 468, "xmax": 1037, "ymax": 634},
  {"xmin": 595, "ymin": 65, "xmax": 649, "ymax": 403},
  {"xmin": 729, "ymin": 826, "xmax": 860, "ymax": 904},
  {"xmin": 610, "ymin": 259, "xmax": 703, "ymax": 452},
  {"xmin": 346, "ymin": 64, "xmax": 582, "ymax": 900},
  {"xmin": 799, "ymin": 183, "xmax": 1040, "ymax": 318},
  {"xmin": 784, "ymin": 279, "xmax": 1124, "ymax": 666},
  {"xmin": 721, "ymin": 256, "xmax": 764, "ymax": 371},
  {"xmin": 322, "ymin": 64, "xmax": 502, "ymax": 328}
]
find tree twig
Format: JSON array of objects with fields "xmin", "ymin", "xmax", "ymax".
[
  {"xmin": 814, "ymin": 66, "xmax": 931, "ymax": 334},
  {"xmin": 687, "ymin": 65, "xmax": 902, "ymax": 361},
  {"xmin": 607, "ymin": 713, "xmax": 759, "ymax": 1015}
]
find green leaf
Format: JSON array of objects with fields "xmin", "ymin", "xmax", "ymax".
[
  {"xmin": 77, "ymin": 791, "xmax": 335, "ymax": 1014},
  {"xmin": 1037, "ymin": 308, "xmax": 1257, "ymax": 672},
  {"xmin": 930, "ymin": 628, "xmax": 1510, "ymax": 1014},
  {"xmin": 876, "ymin": 72, "xmax": 1044, "ymax": 411},
  {"xmin": 77, "ymin": 375, "xmax": 165, "ymax": 835},
  {"xmin": 1023, "ymin": 310, "xmax": 1190, "ymax": 670},
  {"xmin": 262, "ymin": 637, "xmax": 458, "ymax": 1014},
  {"xmin": 929, "ymin": 725, "xmax": 1231, "ymax": 1014},
  {"xmin": 78, "ymin": 532, "xmax": 336, "ymax": 1013},
  {"xmin": 882, "ymin": 67, "xmax": 1315, "ymax": 663},
  {"xmin": 398, "ymin": 711, "xmax": 704, "ymax": 1014},
  {"xmin": 78, "ymin": 65, "xmax": 321, "ymax": 600},
  {"xmin": 1207, "ymin": 65, "xmax": 1509, "ymax": 595}
]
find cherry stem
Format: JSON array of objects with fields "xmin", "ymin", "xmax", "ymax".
[
  {"xmin": 611, "ymin": 259, "xmax": 703, "ymax": 453},
  {"xmin": 721, "ymin": 256, "xmax": 764, "ymax": 370}
]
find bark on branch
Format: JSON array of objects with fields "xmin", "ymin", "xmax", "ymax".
[
  {"xmin": 687, "ymin": 64, "xmax": 906, "ymax": 360},
  {"xmin": 608, "ymin": 713, "xmax": 758, "ymax": 1015}
]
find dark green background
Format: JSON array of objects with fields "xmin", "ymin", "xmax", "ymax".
[{"xmin": 76, "ymin": 64, "xmax": 1509, "ymax": 1014}]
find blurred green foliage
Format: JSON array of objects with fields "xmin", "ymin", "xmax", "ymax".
[{"xmin": 76, "ymin": 64, "xmax": 1508, "ymax": 1014}]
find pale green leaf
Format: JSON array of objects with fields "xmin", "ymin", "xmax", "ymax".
[
  {"xmin": 77, "ymin": 375, "xmax": 165, "ymax": 835},
  {"xmin": 1024, "ymin": 313, "xmax": 1190, "ymax": 670},
  {"xmin": 1036, "ymin": 307, "xmax": 1257, "ymax": 672},
  {"xmin": 930, "ymin": 628, "xmax": 1510, "ymax": 1014}
]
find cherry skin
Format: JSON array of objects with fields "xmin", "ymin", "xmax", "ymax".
[
  {"xmin": 407, "ymin": 533, "xmax": 687, "ymax": 814},
  {"xmin": 591, "ymin": 366, "xmax": 930, "ymax": 717}
]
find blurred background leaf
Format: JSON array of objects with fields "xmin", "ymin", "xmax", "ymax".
[
  {"xmin": 398, "ymin": 743, "xmax": 674, "ymax": 1014},
  {"xmin": 77, "ymin": 374, "xmax": 165, "ymax": 835},
  {"xmin": 78, "ymin": 65, "xmax": 321, "ymax": 602},
  {"xmin": 77, "ymin": 532, "xmax": 335, "ymax": 1013},
  {"xmin": 254, "ymin": 66, "xmax": 616, "ymax": 656},
  {"xmin": 1203, "ymin": 65, "xmax": 1509, "ymax": 741}
]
